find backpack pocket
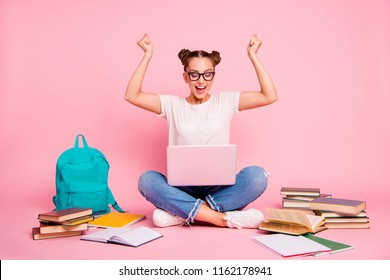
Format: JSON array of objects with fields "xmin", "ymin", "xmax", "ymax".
[
  {"xmin": 58, "ymin": 159, "xmax": 111, "ymax": 214},
  {"xmin": 66, "ymin": 182, "xmax": 110, "ymax": 214}
]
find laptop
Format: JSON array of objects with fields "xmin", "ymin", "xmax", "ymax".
[{"xmin": 167, "ymin": 145, "xmax": 237, "ymax": 186}]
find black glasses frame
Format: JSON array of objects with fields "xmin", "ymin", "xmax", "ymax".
[{"xmin": 186, "ymin": 71, "xmax": 215, "ymax": 81}]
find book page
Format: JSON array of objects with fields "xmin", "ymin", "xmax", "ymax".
[
  {"xmin": 259, "ymin": 221, "xmax": 309, "ymax": 235},
  {"xmin": 265, "ymin": 208, "xmax": 311, "ymax": 229},
  {"xmin": 81, "ymin": 227, "xmax": 130, "ymax": 242},
  {"xmin": 306, "ymin": 215, "xmax": 325, "ymax": 230},
  {"xmin": 110, "ymin": 226, "xmax": 163, "ymax": 247}
]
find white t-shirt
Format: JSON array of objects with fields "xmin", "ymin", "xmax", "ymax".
[{"xmin": 159, "ymin": 91, "xmax": 240, "ymax": 146}]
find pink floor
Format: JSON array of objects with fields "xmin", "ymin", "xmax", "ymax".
[{"xmin": 1, "ymin": 182, "xmax": 388, "ymax": 260}]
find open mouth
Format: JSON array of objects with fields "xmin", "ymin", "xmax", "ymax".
[{"xmin": 195, "ymin": 86, "xmax": 206, "ymax": 90}]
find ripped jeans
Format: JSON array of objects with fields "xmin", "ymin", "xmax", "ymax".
[{"xmin": 138, "ymin": 166, "xmax": 268, "ymax": 224}]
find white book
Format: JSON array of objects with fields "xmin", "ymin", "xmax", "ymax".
[
  {"xmin": 81, "ymin": 226, "xmax": 163, "ymax": 247},
  {"xmin": 253, "ymin": 234, "xmax": 331, "ymax": 257}
]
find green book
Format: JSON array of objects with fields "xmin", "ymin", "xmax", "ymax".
[{"xmin": 303, "ymin": 234, "xmax": 353, "ymax": 256}]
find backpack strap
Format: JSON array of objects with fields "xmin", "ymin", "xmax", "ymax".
[
  {"xmin": 74, "ymin": 134, "xmax": 88, "ymax": 148},
  {"xmin": 108, "ymin": 188, "xmax": 126, "ymax": 213}
]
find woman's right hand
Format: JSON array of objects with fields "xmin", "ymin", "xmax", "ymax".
[
  {"xmin": 137, "ymin": 34, "xmax": 153, "ymax": 56},
  {"xmin": 125, "ymin": 33, "xmax": 161, "ymax": 114}
]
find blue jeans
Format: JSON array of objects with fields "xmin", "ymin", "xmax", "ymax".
[{"xmin": 138, "ymin": 166, "xmax": 268, "ymax": 224}]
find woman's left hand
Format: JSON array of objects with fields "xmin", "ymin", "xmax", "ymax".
[{"xmin": 247, "ymin": 34, "xmax": 262, "ymax": 58}]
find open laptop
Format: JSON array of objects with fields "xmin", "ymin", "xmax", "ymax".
[{"xmin": 167, "ymin": 145, "xmax": 237, "ymax": 186}]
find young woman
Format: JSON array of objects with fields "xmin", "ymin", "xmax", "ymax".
[{"xmin": 125, "ymin": 34, "xmax": 277, "ymax": 229}]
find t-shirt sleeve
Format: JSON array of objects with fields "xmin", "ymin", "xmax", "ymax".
[
  {"xmin": 221, "ymin": 91, "xmax": 241, "ymax": 113},
  {"xmin": 157, "ymin": 94, "xmax": 180, "ymax": 120},
  {"xmin": 157, "ymin": 95, "xmax": 169, "ymax": 118},
  {"xmin": 233, "ymin": 91, "xmax": 240, "ymax": 113}
]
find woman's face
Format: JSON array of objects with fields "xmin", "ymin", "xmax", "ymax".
[{"xmin": 183, "ymin": 57, "xmax": 215, "ymax": 101}]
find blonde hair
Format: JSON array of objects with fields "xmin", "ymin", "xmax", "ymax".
[{"xmin": 178, "ymin": 49, "xmax": 221, "ymax": 70}]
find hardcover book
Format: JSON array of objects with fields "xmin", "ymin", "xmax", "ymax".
[
  {"xmin": 32, "ymin": 227, "xmax": 84, "ymax": 240},
  {"xmin": 309, "ymin": 197, "xmax": 366, "ymax": 215},
  {"xmin": 324, "ymin": 217, "xmax": 369, "ymax": 223},
  {"xmin": 60, "ymin": 215, "xmax": 94, "ymax": 225},
  {"xmin": 38, "ymin": 208, "xmax": 93, "ymax": 223},
  {"xmin": 313, "ymin": 210, "xmax": 367, "ymax": 218},
  {"xmin": 280, "ymin": 187, "xmax": 321, "ymax": 197},
  {"xmin": 39, "ymin": 222, "xmax": 88, "ymax": 234},
  {"xmin": 284, "ymin": 194, "xmax": 332, "ymax": 202},
  {"xmin": 282, "ymin": 194, "xmax": 333, "ymax": 210},
  {"xmin": 258, "ymin": 208, "xmax": 326, "ymax": 235},
  {"xmin": 39, "ymin": 216, "xmax": 94, "ymax": 226},
  {"xmin": 282, "ymin": 198, "xmax": 310, "ymax": 209},
  {"xmin": 324, "ymin": 222, "xmax": 370, "ymax": 229}
]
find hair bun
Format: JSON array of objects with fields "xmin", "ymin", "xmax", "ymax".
[
  {"xmin": 211, "ymin": 51, "xmax": 221, "ymax": 66},
  {"xmin": 178, "ymin": 49, "xmax": 191, "ymax": 65}
]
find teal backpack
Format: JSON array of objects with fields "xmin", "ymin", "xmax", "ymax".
[{"xmin": 53, "ymin": 134, "xmax": 125, "ymax": 215}]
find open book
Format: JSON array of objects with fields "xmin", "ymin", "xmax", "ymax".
[
  {"xmin": 259, "ymin": 208, "xmax": 326, "ymax": 235},
  {"xmin": 81, "ymin": 226, "xmax": 162, "ymax": 247}
]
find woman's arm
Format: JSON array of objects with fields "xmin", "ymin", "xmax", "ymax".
[
  {"xmin": 239, "ymin": 34, "xmax": 278, "ymax": 111},
  {"xmin": 125, "ymin": 34, "xmax": 161, "ymax": 114}
]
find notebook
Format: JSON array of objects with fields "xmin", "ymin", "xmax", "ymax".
[
  {"xmin": 167, "ymin": 145, "xmax": 237, "ymax": 186},
  {"xmin": 253, "ymin": 234, "xmax": 332, "ymax": 257},
  {"xmin": 88, "ymin": 212, "xmax": 145, "ymax": 228}
]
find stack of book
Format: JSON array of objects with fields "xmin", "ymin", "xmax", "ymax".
[
  {"xmin": 32, "ymin": 207, "xmax": 93, "ymax": 240},
  {"xmin": 280, "ymin": 187, "xmax": 332, "ymax": 210},
  {"xmin": 309, "ymin": 197, "xmax": 369, "ymax": 229}
]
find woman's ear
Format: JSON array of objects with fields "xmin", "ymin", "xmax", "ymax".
[{"xmin": 183, "ymin": 72, "xmax": 189, "ymax": 83}]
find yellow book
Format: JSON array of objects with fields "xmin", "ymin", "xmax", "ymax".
[
  {"xmin": 61, "ymin": 215, "xmax": 94, "ymax": 225},
  {"xmin": 88, "ymin": 212, "xmax": 145, "ymax": 228}
]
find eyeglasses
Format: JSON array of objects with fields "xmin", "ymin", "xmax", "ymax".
[{"xmin": 186, "ymin": 71, "xmax": 215, "ymax": 81}]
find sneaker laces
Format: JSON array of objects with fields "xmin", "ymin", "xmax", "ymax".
[
  {"xmin": 223, "ymin": 209, "xmax": 264, "ymax": 229},
  {"xmin": 166, "ymin": 214, "xmax": 186, "ymax": 226},
  {"xmin": 223, "ymin": 213, "xmax": 245, "ymax": 229},
  {"xmin": 153, "ymin": 209, "xmax": 186, "ymax": 227}
]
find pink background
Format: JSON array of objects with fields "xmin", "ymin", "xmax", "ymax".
[{"xmin": 1, "ymin": 0, "xmax": 389, "ymax": 260}]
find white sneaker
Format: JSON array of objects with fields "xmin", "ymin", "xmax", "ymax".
[
  {"xmin": 153, "ymin": 209, "xmax": 186, "ymax": 227},
  {"xmin": 224, "ymin": 208, "xmax": 264, "ymax": 229}
]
